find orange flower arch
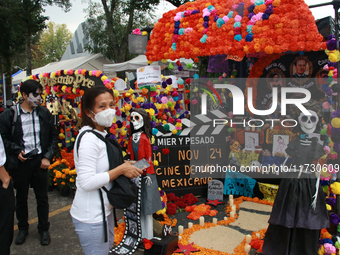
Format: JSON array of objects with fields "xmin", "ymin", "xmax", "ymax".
[{"xmin": 146, "ymin": 0, "xmax": 326, "ymax": 61}]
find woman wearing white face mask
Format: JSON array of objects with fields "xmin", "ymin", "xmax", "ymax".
[{"xmin": 70, "ymin": 86, "xmax": 142, "ymax": 255}]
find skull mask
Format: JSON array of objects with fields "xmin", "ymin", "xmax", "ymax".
[
  {"xmin": 131, "ymin": 112, "xmax": 144, "ymax": 130},
  {"xmin": 298, "ymin": 110, "xmax": 318, "ymax": 134}
]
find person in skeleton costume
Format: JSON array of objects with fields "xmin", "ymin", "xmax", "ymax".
[
  {"xmin": 262, "ymin": 100, "xmax": 329, "ymax": 255},
  {"xmin": 127, "ymin": 108, "xmax": 162, "ymax": 240}
]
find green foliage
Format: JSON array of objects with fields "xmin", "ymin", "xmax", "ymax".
[
  {"xmin": 33, "ymin": 22, "xmax": 72, "ymax": 68},
  {"xmin": 83, "ymin": 0, "xmax": 157, "ymax": 63}
]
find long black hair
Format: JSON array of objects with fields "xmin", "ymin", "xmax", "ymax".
[{"xmin": 129, "ymin": 108, "xmax": 152, "ymax": 138}]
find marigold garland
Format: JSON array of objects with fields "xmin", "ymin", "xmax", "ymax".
[
  {"xmin": 174, "ymin": 196, "xmax": 273, "ymax": 255},
  {"xmin": 114, "ymin": 222, "xmax": 126, "ymax": 245},
  {"xmin": 146, "ymin": 0, "xmax": 325, "ymax": 61}
]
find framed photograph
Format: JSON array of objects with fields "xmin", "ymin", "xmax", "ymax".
[
  {"xmin": 309, "ymin": 133, "xmax": 323, "ymax": 145},
  {"xmin": 128, "ymin": 219, "xmax": 138, "ymax": 236},
  {"xmin": 272, "ymin": 134, "xmax": 290, "ymax": 157},
  {"xmin": 244, "ymin": 132, "xmax": 259, "ymax": 151}
]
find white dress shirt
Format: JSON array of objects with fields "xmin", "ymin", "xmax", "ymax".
[{"xmin": 0, "ymin": 135, "xmax": 6, "ymax": 167}]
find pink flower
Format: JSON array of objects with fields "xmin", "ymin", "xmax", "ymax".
[
  {"xmin": 265, "ymin": 0, "xmax": 273, "ymax": 4},
  {"xmin": 223, "ymin": 16, "xmax": 229, "ymax": 23},
  {"xmin": 132, "ymin": 28, "xmax": 141, "ymax": 35},
  {"xmin": 324, "ymin": 243, "xmax": 336, "ymax": 254},
  {"xmin": 210, "ymin": 9, "xmax": 217, "ymax": 16},
  {"xmin": 323, "ymin": 64, "xmax": 329, "ymax": 70},
  {"xmin": 235, "ymin": 15, "xmax": 242, "ymax": 22},
  {"xmin": 161, "ymin": 97, "xmax": 168, "ymax": 104}
]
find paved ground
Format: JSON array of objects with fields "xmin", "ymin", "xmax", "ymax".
[{"xmin": 10, "ymin": 188, "xmax": 144, "ymax": 255}]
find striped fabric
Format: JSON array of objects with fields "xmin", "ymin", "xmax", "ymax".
[
  {"xmin": 20, "ymin": 106, "xmax": 42, "ymax": 154},
  {"xmin": 0, "ymin": 134, "xmax": 6, "ymax": 167}
]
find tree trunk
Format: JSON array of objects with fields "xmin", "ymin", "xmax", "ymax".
[
  {"xmin": 25, "ymin": 24, "xmax": 32, "ymax": 76},
  {"xmin": 3, "ymin": 57, "xmax": 12, "ymax": 103}
]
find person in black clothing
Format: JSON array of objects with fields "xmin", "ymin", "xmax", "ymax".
[
  {"xmin": 0, "ymin": 80, "xmax": 58, "ymax": 246},
  {"xmin": 0, "ymin": 134, "xmax": 15, "ymax": 255}
]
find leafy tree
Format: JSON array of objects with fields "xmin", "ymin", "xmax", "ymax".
[
  {"xmin": 19, "ymin": 0, "xmax": 71, "ymax": 76},
  {"xmin": 83, "ymin": 0, "xmax": 158, "ymax": 64},
  {"xmin": 33, "ymin": 22, "xmax": 72, "ymax": 68},
  {"xmin": 0, "ymin": 0, "xmax": 25, "ymax": 99}
]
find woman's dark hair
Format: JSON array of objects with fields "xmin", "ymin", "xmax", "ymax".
[
  {"xmin": 20, "ymin": 80, "xmax": 43, "ymax": 96},
  {"xmin": 129, "ymin": 108, "xmax": 152, "ymax": 138},
  {"xmin": 81, "ymin": 86, "xmax": 114, "ymax": 129}
]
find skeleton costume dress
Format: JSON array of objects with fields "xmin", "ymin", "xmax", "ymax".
[
  {"xmin": 262, "ymin": 110, "xmax": 329, "ymax": 255},
  {"xmin": 127, "ymin": 112, "xmax": 162, "ymax": 240}
]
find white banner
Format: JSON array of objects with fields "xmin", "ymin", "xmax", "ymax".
[{"xmin": 136, "ymin": 65, "xmax": 161, "ymax": 88}]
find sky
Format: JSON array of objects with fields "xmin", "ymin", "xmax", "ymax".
[{"xmin": 44, "ymin": 0, "xmax": 335, "ymax": 34}]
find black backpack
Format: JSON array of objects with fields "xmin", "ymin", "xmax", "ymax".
[{"xmin": 76, "ymin": 130, "xmax": 137, "ymax": 209}]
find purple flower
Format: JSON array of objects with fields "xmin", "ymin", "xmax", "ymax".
[
  {"xmin": 160, "ymin": 190, "xmax": 164, "ymax": 196},
  {"xmin": 124, "ymin": 97, "xmax": 130, "ymax": 102},
  {"xmin": 121, "ymin": 112, "xmax": 126, "ymax": 118},
  {"xmin": 151, "ymin": 121, "xmax": 156, "ymax": 128},
  {"xmin": 131, "ymin": 102, "xmax": 137, "ymax": 108},
  {"xmin": 248, "ymin": 5, "xmax": 255, "ymax": 12},
  {"xmin": 173, "ymin": 28, "xmax": 179, "ymax": 34},
  {"xmin": 328, "ymin": 35, "xmax": 336, "ymax": 40},
  {"xmin": 262, "ymin": 13, "xmax": 270, "ymax": 20},
  {"xmin": 203, "ymin": 21, "xmax": 209, "ymax": 28},
  {"xmin": 162, "ymin": 81, "xmax": 167, "ymax": 88},
  {"xmin": 326, "ymin": 197, "xmax": 336, "ymax": 207},
  {"xmin": 153, "ymin": 146, "xmax": 158, "ymax": 150},
  {"xmin": 265, "ymin": 5, "xmax": 273, "ymax": 14},
  {"xmin": 330, "ymin": 213, "xmax": 340, "ymax": 226},
  {"xmin": 331, "ymin": 109, "xmax": 340, "ymax": 119},
  {"xmin": 178, "ymin": 66, "xmax": 183, "ymax": 71},
  {"xmin": 248, "ymin": 12, "xmax": 255, "ymax": 19},
  {"xmin": 192, "ymin": 10, "xmax": 200, "ymax": 14},
  {"xmin": 166, "ymin": 78, "xmax": 172, "ymax": 85},
  {"xmin": 116, "ymin": 120, "xmax": 123, "ymax": 128},
  {"xmin": 214, "ymin": 16, "xmax": 218, "ymax": 22},
  {"xmin": 327, "ymin": 39, "xmax": 337, "ymax": 51}
]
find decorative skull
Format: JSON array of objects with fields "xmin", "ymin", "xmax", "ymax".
[
  {"xmin": 250, "ymin": 161, "xmax": 261, "ymax": 172},
  {"xmin": 298, "ymin": 110, "xmax": 319, "ymax": 134},
  {"xmin": 130, "ymin": 112, "xmax": 144, "ymax": 130}
]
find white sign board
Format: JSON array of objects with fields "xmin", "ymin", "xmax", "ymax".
[
  {"xmin": 208, "ymin": 179, "xmax": 224, "ymax": 201},
  {"xmin": 136, "ymin": 65, "xmax": 161, "ymax": 88}
]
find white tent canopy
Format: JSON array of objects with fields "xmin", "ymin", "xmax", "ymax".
[
  {"xmin": 103, "ymin": 55, "xmax": 194, "ymax": 73},
  {"xmin": 12, "ymin": 53, "xmax": 114, "ymax": 85}
]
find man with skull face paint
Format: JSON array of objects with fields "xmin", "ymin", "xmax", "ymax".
[
  {"xmin": 262, "ymin": 100, "xmax": 329, "ymax": 255},
  {"xmin": 0, "ymin": 80, "xmax": 58, "ymax": 246},
  {"xmin": 127, "ymin": 108, "xmax": 162, "ymax": 241}
]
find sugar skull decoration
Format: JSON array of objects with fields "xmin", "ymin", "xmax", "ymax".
[
  {"xmin": 230, "ymin": 141, "xmax": 242, "ymax": 152},
  {"xmin": 298, "ymin": 110, "xmax": 319, "ymax": 134},
  {"xmin": 130, "ymin": 111, "xmax": 144, "ymax": 130}
]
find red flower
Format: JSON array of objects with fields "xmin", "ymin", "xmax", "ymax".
[
  {"xmin": 143, "ymin": 239, "xmax": 153, "ymax": 250},
  {"xmin": 162, "ymin": 148, "xmax": 170, "ymax": 155}
]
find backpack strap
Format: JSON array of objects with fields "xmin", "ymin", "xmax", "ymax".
[
  {"xmin": 75, "ymin": 130, "xmax": 106, "ymax": 157},
  {"xmin": 11, "ymin": 104, "xmax": 19, "ymax": 136},
  {"xmin": 76, "ymin": 129, "xmax": 119, "ymax": 234}
]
